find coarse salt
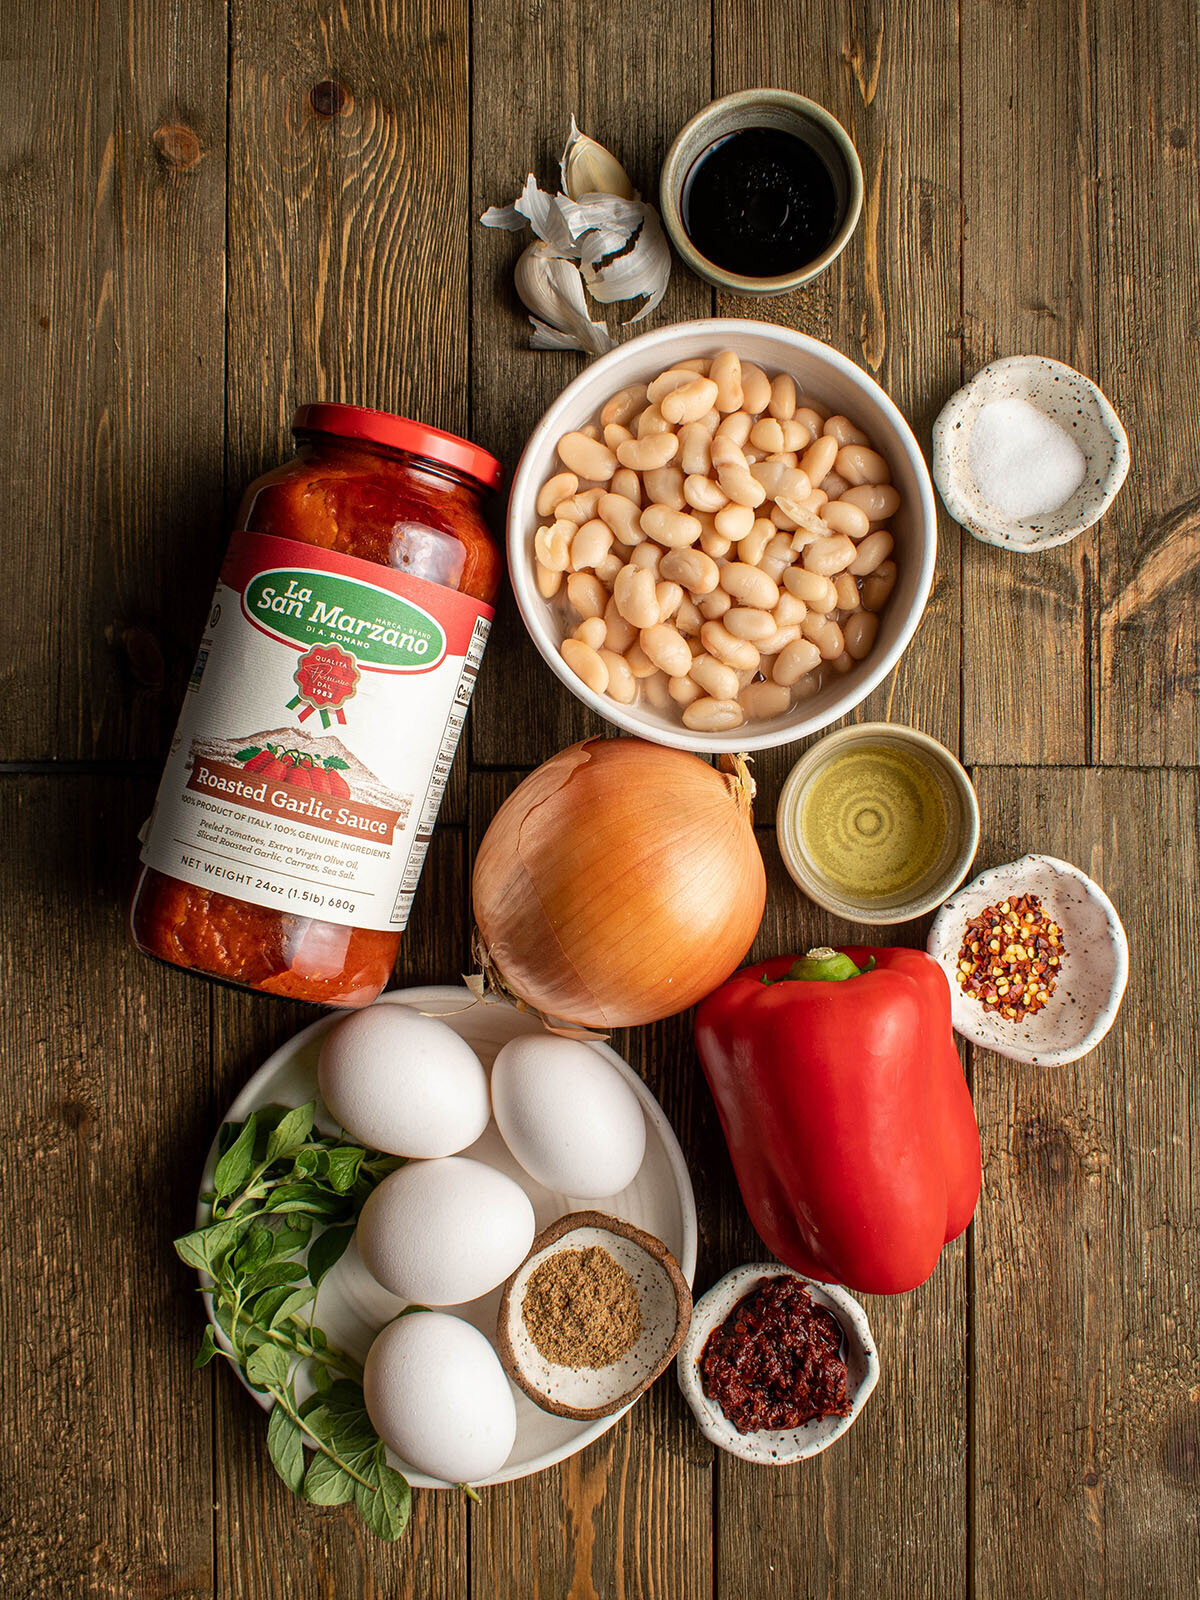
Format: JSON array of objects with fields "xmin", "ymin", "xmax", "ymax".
[{"xmin": 966, "ymin": 396, "xmax": 1087, "ymax": 520}]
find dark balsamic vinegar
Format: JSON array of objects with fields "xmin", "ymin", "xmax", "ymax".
[{"xmin": 681, "ymin": 127, "xmax": 840, "ymax": 278}]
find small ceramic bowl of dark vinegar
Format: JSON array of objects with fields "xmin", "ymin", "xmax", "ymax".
[{"xmin": 660, "ymin": 90, "xmax": 864, "ymax": 296}]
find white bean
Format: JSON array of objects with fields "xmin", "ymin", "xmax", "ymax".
[
  {"xmin": 604, "ymin": 598, "xmax": 637, "ymax": 653},
  {"xmin": 723, "ymin": 606, "xmax": 777, "ymax": 643},
  {"xmin": 641, "ymin": 669, "xmax": 672, "ymax": 708},
  {"xmin": 717, "ymin": 464, "xmax": 766, "ymax": 509},
  {"xmin": 689, "ymin": 653, "xmax": 741, "ymax": 700},
  {"xmin": 535, "ymin": 561, "xmax": 562, "ymax": 599},
  {"xmin": 678, "ymin": 422, "xmax": 712, "ymax": 476},
  {"xmin": 820, "ymin": 470, "xmax": 850, "ymax": 499},
  {"xmin": 700, "ymin": 527, "xmax": 733, "ymax": 559},
  {"xmin": 647, "ymin": 368, "xmax": 700, "ymax": 404},
  {"xmin": 780, "ymin": 417, "xmax": 815, "ymax": 451},
  {"xmin": 639, "ymin": 622, "xmax": 691, "ymax": 677},
  {"xmin": 617, "ymin": 433, "xmax": 678, "ymax": 472},
  {"xmin": 843, "ymin": 610, "xmax": 880, "ymax": 660},
  {"xmin": 561, "ymin": 637, "xmax": 608, "ymax": 693},
  {"xmin": 799, "ymin": 434, "xmax": 838, "ymax": 487},
  {"xmin": 751, "ymin": 460, "xmax": 812, "ymax": 502},
  {"xmin": 701, "ymin": 620, "xmax": 760, "ymax": 671},
  {"xmin": 630, "ymin": 541, "xmax": 663, "ymax": 574},
  {"xmin": 537, "ymin": 472, "xmax": 578, "ymax": 517},
  {"xmin": 558, "ymin": 432, "xmax": 617, "ymax": 481},
  {"xmin": 668, "ymin": 673, "xmax": 703, "ymax": 706},
  {"xmin": 661, "ymin": 376, "xmax": 720, "ymax": 425},
  {"xmin": 710, "ymin": 350, "xmax": 744, "ymax": 413},
  {"xmin": 802, "ymin": 612, "xmax": 845, "ymax": 660},
  {"xmin": 603, "ymin": 422, "xmax": 634, "ymax": 452},
  {"xmin": 655, "ymin": 580, "xmax": 684, "ymax": 621},
  {"xmin": 748, "ymin": 417, "xmax": 785, "ymax": 454},
  {"xmin": 768, "ymin": 373, "xmax": 797, "ymax": 420},
  {"xmin": 841, "ymin": 482, "xmax": 901, "ymax": 521},
  {"xmin": 737, "ymin": 518, "xmax": 776, "ymax": 566},
  {"xmin": 534, "ymin": 522, "xmax": 572, "ymax": 571},
  {"xmin": 573, "ymin": 615, "xmax": 607, "ymax": 650},
  {"xmin": 566, "ymin": 571, "xmax": 607, "ymax": 619},
  {"xmin": 570, "ymin": 518, "xmax": 614, "ymax": 570},
  {"xmin": 640, "ymin": 503, "xmax": 701, "ymax": 548},
  {"xmin": 739, "ymin": 680, "xmax": 792, "ymax": 719},
  {"xmin": 773, "ymin": 637, "xmax": 823, "ymax": 686},
  {"xmin": 738, "ymin": 362, "xmax": 771, "ymax": 414},
  {"xmin": 794, "ymin": 406, "xmax": 826, "ymax": 437},
  {"xmin": 598, "ymin": 492, "xmax": 643, "ymax": 546},
  {"xmin": 594, "ymin": 553, "xmax": 622, "ymax": 584},
  {"xmin": 613, "ymin": 564, "xmax": 660, "ymax": 628},
  {"xmin": 601, "ymin": 384, "xmax": 649, "ymax": 428},
  {"xmin": 636, "ymin": 403, "xmax": 673, "ymax": 438},
  {"xmin": 834, "ymin": 572, "xmax": 861, "ymax": 611},
  {"xmin": 625, "ymin": 641, "xmax": 659, "ymax": 678},
  {"xmin": 597, "ymin": 648, "xmax": 637, "ymax": 703},
  {"xmin": 774, "ymin": 590, "xmax": 807, "ymax": 626},
  {"xmin": 783, "ymin": 567, "xmax": 839, "ymax": 611},
  {"xmin": 555, "ymin": 488, "xmax": 603, "ymax": 525},
  {"xmin": 683, "ymin": 697, "xmax": 744, "ymax": 731},
  {"xmin": 824, "ymin": 414, "xmax": 870, "ymax": 447},
  {"xmin": 674, "ymin": 595, "xmax": 703, "ymax": 635},
  {"xmin": 721, "ymin": 561, "xmax": 780, "ymax": 610},
  {"xmin": 683, "ymin": 473, "xmax": 729, "ymax": 513},
  {"xmin": 861, "ymin": 558, "xmax": 898, "ymax": 612},
  {"xmin": 697, "ymin": 588, "xmax": 732, "ymax": 619},
  {"xmin": 643, "ymin": 465, "xmax": 686, "ymax": 510},
  {"xmin": 757, "ymin": 623, "xmax": 801, "ymax": 655},
  {"xmin": 821, "ymin": 498, "xmax": 871, "ymax": 540},
  {"xmin": 802, "ymin": 533, "xmax": 858, "ymax": 576},
  {"xmin": 612, "ymin": 467, "xmax": 643, "ymax": 506},
  {"xmin": 849, "ymin": 529, "xmax": 894, "ymax": 576},
  {"xmin": 836, "ymin": 444, "xmax": 891, "ymax": 486},
  {"xmin": 660, "ymin": 547, "xmax": 720, "ymax": 594}
]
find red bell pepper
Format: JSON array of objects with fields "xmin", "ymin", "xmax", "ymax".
[{"xmin": 694, "ymin": 946, "xmax": 981, "ymax": 1295}]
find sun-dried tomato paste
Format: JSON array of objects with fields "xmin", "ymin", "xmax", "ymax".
[
  {"xmin": 131, "ymin": 404, "xmax": 502, "ymax": 1006},
  {"xmin": 700, "ymin": 1275, "xmax": 852, "ymax": 1433}
]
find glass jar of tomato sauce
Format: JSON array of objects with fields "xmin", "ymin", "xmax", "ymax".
[{"xmin": 132, "ymin": 403, "xmax": 502, "ymax": 1006}]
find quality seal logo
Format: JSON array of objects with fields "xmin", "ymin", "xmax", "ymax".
[
  {"xmin": 287, "ymin": 642, "xmax": 361, "ymax": 727},
  {"xmin": 243, "ymin": 568, "xmax": 446, "ymax": 672}
]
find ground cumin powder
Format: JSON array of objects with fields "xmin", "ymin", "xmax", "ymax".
[{"xmin": 522, "ymin": 1245, "xmax": 642, "ymax": 1368}]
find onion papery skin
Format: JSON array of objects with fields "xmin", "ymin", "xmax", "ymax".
[{"xmin": 471, "ymin": 738, "xmax": 766, "ymax": 1028}]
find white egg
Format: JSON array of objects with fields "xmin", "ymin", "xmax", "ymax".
[
  {"xmin": 364, "ymin": 1311, "xmax": 516, "ymax": 1483},
  {"xmin": 317, "ymin": 1003, "xmax": 490, "ymax": 1158},
  {"xmin": 490, "ymin": 1034, "xmax": 647, "ymax": 1198},
  {"xmin": 356, "ymin": 1156, "xmax": 535, "ymax": 1305}
]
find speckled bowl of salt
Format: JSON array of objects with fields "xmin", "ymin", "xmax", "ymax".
[{"xmin": 931, "ymin": 355, "xmax": 1129, "ymax": 551}]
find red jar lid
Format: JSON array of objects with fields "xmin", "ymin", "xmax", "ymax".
[{"xmin": 292, "ymin": 402, "xmax": 503, "ymax": 491}]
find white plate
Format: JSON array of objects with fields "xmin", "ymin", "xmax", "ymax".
[{"xmin": 197, "ymin": 985, "xmax": 698, "ymax": 1488}]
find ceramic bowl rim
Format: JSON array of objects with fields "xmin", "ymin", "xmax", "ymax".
[
  {"xmin": 658, "ymin": 89, "xmax": 865, "ymax": 295},
  {"xmin": 775, "ymin": 722, "xmax": 981, "ymax": 923},
  {"xmin": 507, "ymin": 317, "xmax": 938, "ymax": 754},
  {"xmin": 925, "ymin": 852, "xmax": 1130, "ymax": 1065},
  {"xmin": 931, "ymin": 355, "xmax": 1131, "ymax": 551},
  {"xmin": 676, "ymin": 1263, "xmax": 879, "ymax": 1465}
]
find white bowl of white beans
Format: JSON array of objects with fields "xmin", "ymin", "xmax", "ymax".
[{"xmin": 508, "ymin": 319, "xmax": 937, "ymax": 751}]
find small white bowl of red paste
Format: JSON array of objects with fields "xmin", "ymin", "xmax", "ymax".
[{"xmin": 676, "ymin": 1264, "xmax": 879, "ymax": 1465}]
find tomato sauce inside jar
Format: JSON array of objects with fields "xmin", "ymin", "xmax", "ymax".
[
  {"xmin": 700, "ymin": 1275, "xmax": 852, "ymax": 1432},
  {"xmin": 131, "ymin": 404, "xmax": 502, "ymax": 1007}
]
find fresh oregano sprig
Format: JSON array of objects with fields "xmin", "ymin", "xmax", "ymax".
[{"xmin": 174, "ymin": 1101, "xmax": 414, "ymax": 1540}]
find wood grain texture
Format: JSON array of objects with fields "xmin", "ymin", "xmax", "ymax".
[
  {"xmin": 1094, "ymin": 4, "xmax": 1200, "ymax": 764},
  {"xmin": 959, "ymin": 0, "xmax": 1096, "ymax": 764},
  {"xmin": 467, "ymin": 768, "xmax": 713, "ymax": 1600},
  {"xmin": 714, "ymin": 0, "xmax": 962, "ymax": 820},
  {"xmin": 0, "ymin": 778, "xmax": 214, "ymax": 1599},
  {"xmin": 468, "ymin": 0, "xmax": 712, "ymax": 770},
  {"xmin": 971, "ymin": 768, "xmax": 1200, "ymax": 1599},
  {"xmin": 713, "ymin": 828, "xmax": 968, "ymax": 1600},
  {"xmin": 0, "ymin": 0, "xmax": 228, "ymax": 763}
]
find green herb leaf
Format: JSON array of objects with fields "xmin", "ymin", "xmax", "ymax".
[
  {"xmin": 264, "ymin": 1103, "xmax": 316, "ymax": 1167},
  {"xmin": 174, "ymin": 1216, "xmax": 245, "ymax": 1274},
  {"xmin": 307, "ymin": 1224, "xmax": 354, "ymax": 1287},
  {"xmin": 245, "ymin": 1342, "xmax": 291, "ymax": 1391},
  {"xmin": 270, "ymin": 1220, "xmax": 312, "ymax": 1257},
  {"xmin": 243, "ymin": 1259, "xmax": 309, "ymax": 1295},
  {"xmin": 292, "ymin": 1147, "xmax": 321, "ymax": 1180},
  {"xmin": 194, "ymin": 1325, "xmax": 222, "ymax": 1369},
  {"xmin": 268, "ymin": 1286, "xmax": 317, "ymax": 1330},
  {"xmin": 356, "ymin": 1459, "xmax": 412, "ymax": 1541},
  {"xmin": 266, "ymin": 1403, "xmax": 307, "ymax": 1493},
  {"xmin": 261, "ymin": 1182, "xmax": 348, "ymax": 1218},
  {"xmin": 213, "ymin": 1114, "xmax": 258, "ymax": 1198},
  {"xmin": 234, "ymin": 1226, "xmax": 275, "ymax": 1278},
  {"xmin": 311, "ymin": 1362, "xmax": 334, "ymax": 1395},
  {"xmin": 303, "ymin": 1454, "xmax": 357, "ymax": 1506},
  {"xmin": 324, "ymin": 757, "xmax": 349, "ymax": 770},
  {"xmin": 324, "ymin": 1147, "xmax": 365, "ymax": 1193}
]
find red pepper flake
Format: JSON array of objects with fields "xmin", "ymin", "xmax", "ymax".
[
  {"xmin": 956, "ymin": 893, "xmax": 1066, "ymax": 1020},
  {"xmin": 699, "ymin": 1276, "xmax": 851, "ymax": 1433}
]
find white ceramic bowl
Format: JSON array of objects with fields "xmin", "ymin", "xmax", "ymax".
[
  {"xmin": 926, "ymin": 855, "xmax": 1129, "ymax": 1065},
  {"xmin": 195, "ymin": 986, "xmax": 697, "ymax": 1488},
  {"xmin": 508, "ymin": 319, "xmax": 938, "ymax": 753},
  {"xmin": 676, "ymin": 1264, "xmax": 879, "ymax": 1465},
  {"xmin": 932, "ymin": 356, "xmax": 1130, "ymax": 551}
]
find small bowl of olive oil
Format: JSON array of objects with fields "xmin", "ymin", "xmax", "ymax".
[
  {"xmin": 660, "ymin": 90, "xmax": 864, "ymax": 296},
  {"xmin": 776, "ymin": 725, "xmax": 980, "ymax": 925}
]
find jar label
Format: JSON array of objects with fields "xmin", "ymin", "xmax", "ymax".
[{"xmin": 140, "ymin": 531, "xmax": 493, "ymax": 932}]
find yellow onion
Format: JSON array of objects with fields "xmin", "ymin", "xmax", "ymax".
[{"xmin": 471, "ymin": 738, "xmax": 765, "ymax": 1028}]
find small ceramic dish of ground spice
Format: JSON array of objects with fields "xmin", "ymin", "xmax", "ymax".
[
  {"xmin": 676, "ymin": 1264, "xmax": 879, "ymax": 1465},
  {"xmin": 926, "ymin": 854, "xmax": 1129, "ymax": 1066},
  {"xmin": 496, "ymin": 1211, "xmax": 692, "ymax": 1421}
]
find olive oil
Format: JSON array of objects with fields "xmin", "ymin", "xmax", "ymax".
[
  {"xmin": 680, "ymin": 127, "xmax": 839, "ymax": 278},
  {"xmin": 799, "ymin": 744, "xmax": 948, "ymax": 900}
]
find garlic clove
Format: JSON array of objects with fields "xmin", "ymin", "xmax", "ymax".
[
  {"xmin": 561, "ymin": 116, "xmax": 636, "ymax": 203},
  {"xmin": 581, "ymin": 209, "xmax": 672, "ymax": 323},
  {"xmin": 515, "ymin": 243, "xmax": 615, "ymax": 356}
]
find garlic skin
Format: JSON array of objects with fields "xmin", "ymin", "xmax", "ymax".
[
  {"xmin": 480, "ymin": 118, "xmax": 671, "ymax": 355},
  {"xmin": 514, "ymin": 243, "xmax": 615, "ymax": 356}
]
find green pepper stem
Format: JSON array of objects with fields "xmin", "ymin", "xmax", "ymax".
[{"xmin": 761, "ymin": 947, "xmax": 876, "ymax": 985}]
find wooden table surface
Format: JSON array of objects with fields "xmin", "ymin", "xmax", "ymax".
[{"xmin": 3, "ymin": 1, "xmax": 1199, "ymax": 1595}]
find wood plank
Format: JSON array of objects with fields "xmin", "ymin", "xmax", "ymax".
[
  {"xmin": 713, "ymin": 824, "xmax": 968, "ymax": 1600},
  {"xmin": 715, "ymin": 0, "xmax": 963, "ymax": 822},
  {"xmin": 959, "ymin": 0, "xmax": 1096, "ymax": 764},
  {"xmin": 1095, "ymin": 3, "xmax": 1200, "ymax": 764},
  {"xmin": 467, "ymin": 769, "xmax": 713, "ymax": 1599},
  {"xmin": 0, "ymin": 0, "xmax": 228, "ymax": 763},
  {"xmin": 0, "ymin": 776, "xmax": 214, "ymax": 1597},
  {"xmin": 971, "ymin": 768, "xmax": 1200, "ymax": 1599},
  {"xmin": 210, "ymin": 825, "xmax": 470, "ymax": 1598},
  {"xmin": 468, "ymin": 0, "xmax": 712, "ymax": 770}
]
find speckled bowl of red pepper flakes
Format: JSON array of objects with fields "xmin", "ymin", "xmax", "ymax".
[
  {"xmin": 927, "ymin": 854, "xmax": 1129, "ymax": 1067},
  {"xmin": 675, "ymin": 1264, "xmax": 879, "ymax": 1465}
]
